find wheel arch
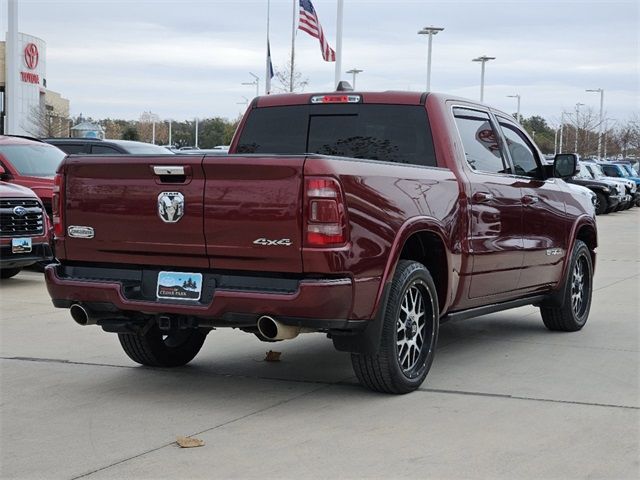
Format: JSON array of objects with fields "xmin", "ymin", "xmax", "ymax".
[
  {"xmin": 373, "ymin": 217, "xmax": 454, "ymax": 317},
  {"xmin": 543, "ymin": 214, "xmax": 597, "ymax": 309}
]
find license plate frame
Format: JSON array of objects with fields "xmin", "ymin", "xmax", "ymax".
[
  {"xmin": 11, "ymin": 237, "xmax": 32, "ymax": 254},
  {"xmin": 156, "ymin": 271, "xmax": 203, "ymax": 301}
]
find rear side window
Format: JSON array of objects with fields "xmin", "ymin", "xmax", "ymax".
[
  {"xmin": 237, "ymin": 104, "xmax": 437, "ymax": 167},
  {"xmin": 57, "ymin": 143, "xmax": 86, "ymax": 154},
  {"xmin": 91, "ymin": 145, "xmax": 121, "ymax": 154},
  {"xmin": 453, "ymin": 108, "xmax": 508, "ymax": 174}
]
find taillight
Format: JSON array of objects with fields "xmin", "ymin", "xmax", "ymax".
[
  {"xmin": 304, "ymin": 177, "xmax": 348, "ymax": 246},
  {"xmin": 52, "ymin": 173, "xmax": 64, "ymax": 237}
]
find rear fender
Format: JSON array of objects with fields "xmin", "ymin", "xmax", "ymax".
[{"xmin": 335, "ymin": 217, "xmax": 452, "ymax": 355}]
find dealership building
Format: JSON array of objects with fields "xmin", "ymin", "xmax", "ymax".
[{"xmin": 0, "ymin": 32, "xmax": 70, "ymax": 137}]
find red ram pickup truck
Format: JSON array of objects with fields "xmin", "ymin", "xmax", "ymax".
[{"xmin": 45, "ymin": 91, "xmax": 597, "ymax": 394}]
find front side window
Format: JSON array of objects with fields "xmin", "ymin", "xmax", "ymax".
[
  {"xmin": 453, "ymin": 108, "xmax": 508, "ymax": 174},
  {"xmin": 0, "ymin": 144, "xmax": 66, "ymax": 177},
  {"xmin": 498, "ymin": 121, "xmax": 541, "ymax": 178}
]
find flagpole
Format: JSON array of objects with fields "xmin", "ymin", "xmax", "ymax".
[
  {"xmin": 265, "ymin": 0, "xmax": 271, "ymax": 94},
  {"xmin": 334, "ymin": 0, "xmax": 344, "ymax": 88},
  {"xmin": 290, "ymin": 0, "xmax": 296, "ymax": 92}
]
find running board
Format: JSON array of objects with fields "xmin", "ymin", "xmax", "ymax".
[{"xmin": 441, "ymin": 295, "xmax": 547, "ymax": 323}]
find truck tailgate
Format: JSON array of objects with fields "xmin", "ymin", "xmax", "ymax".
[
  {"xmin": 62, "ymin": 155, "xmax": 208, "ymax": 269},
  {"xmin": 202, "ymin": 155, "xmax": 305, "ymax": 273}
]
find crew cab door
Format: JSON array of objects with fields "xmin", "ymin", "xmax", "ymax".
[
  {"xmin": 201, "ymin": 155, "xmax": 304, "ymax": 273},
  {"xmin": 63, "ymin": 155, "xmax": 208, "ymax": 269},
  {"xmin": 494, "ymin": 116, "xmax": 570, "ymax": 289},
  {"xmin": 452, "ymin": 107, "xmax": 524, "ymax": 299}
]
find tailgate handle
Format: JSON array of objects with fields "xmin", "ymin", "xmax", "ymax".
[{"xmin": 153, "ymin": 166, "xmax": 185, "ymax": 176}]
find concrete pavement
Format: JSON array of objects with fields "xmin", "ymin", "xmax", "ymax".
[{"xmin": 1, "ymin": 209, "xmax": 638, "ymax": 479}]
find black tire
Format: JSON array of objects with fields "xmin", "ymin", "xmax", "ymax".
[
  {"xmin": 540, "ymin": 240, "xmax": 593, "ymax": 332},
  {"xmin": 118, "ymin": 325, "xmax": 208, "ymax": 367},
  {"xmin": 594, "ymin": 192, "xmax": 607, "ymax": 215},
  {"xmin": 0, "ymin": 268, "xmax": 21, "ymax": 279},
  {"xmin": 351, "ymin": 260, "xmax": 439, "ymax": 394}
]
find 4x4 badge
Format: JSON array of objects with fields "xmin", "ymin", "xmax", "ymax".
[{"xmin": 158, "ymin": 192, "xmax": 184, "ymax": 223}]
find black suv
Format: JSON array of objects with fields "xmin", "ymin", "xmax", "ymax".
[
  {"xmin": 43, "ymin": 138, "xmax": 174, "ymax": 155},
  {"xmin": 567, "ymin": 163, "xmax": 624, "ymax": 214}
]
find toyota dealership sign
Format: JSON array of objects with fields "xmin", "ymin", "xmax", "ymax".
[{"xmin": 21, "ymin": 42, "xmax": 41, "ymax": 85}]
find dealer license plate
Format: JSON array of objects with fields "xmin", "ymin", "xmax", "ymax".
[
  {"xmin": 11, "ymin": 237, "xmax": 32, "ymax": 254},
  {"xmin": 156, "ymin": 271, "xmax": 203, "ymax": 301}
]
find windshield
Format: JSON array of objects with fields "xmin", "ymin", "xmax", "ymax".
[
  {"xmin": 587, "ymin": 163, "xmax": 605, "ymax": 178},
  {"xmin": 575, "ymin": 164, "xmax": 593, "ymax": 179},
  {"xmin": 621, "ymin": 164, "xmax": 636, "ymax": 177},
  {"xmin": 0, "ymin": 144, "xmax": 66, "ymax": 177}
]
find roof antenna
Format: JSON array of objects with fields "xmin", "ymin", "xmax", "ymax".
[{"xmin": 336, "ymin": 81, "xmax": 353, "ymax": 92}]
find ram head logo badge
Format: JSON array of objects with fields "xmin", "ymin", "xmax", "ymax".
[{"xmin": 158, "ymin": 192, "xmax": 184, "ymax": 223}]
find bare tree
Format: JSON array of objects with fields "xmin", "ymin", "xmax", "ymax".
[
  {"xmin": 273, "ymin": 62, "xmax": 309, "ymax": 93},
  {"xmin": 24, "ymin": 105, "xmax": 69, "ymax": 138},
  {"xmin": 136, "ymin": 111, "xmax": 162, "ymax": 143}
]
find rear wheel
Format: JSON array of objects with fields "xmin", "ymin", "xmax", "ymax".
[
  {"xmin": 351, "ymin": 260, "xmax": 439, "ymax": 394},
  {"xmin": 540, "ymin": 240, "xmax": 592, "ymax": 332},
  {"xmin": 594, "ymin": 192, "xmax": 607, "ymax": 215},
  {"xmin": 0, "ymin": 268, "xmax": 21, "ymax": 279},
  {"xmin": 118, "ymin": 325, "xmax": 208, "ymax": 367}
]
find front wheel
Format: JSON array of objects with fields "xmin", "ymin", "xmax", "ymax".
[
  {"xmin": 540, "ymin": 240, "xmax": 593, "ymax": 332},
  {"xmin": 118, "ymin": 325, "xmax": 208, "ymax": 367},
  {"xmin": 351, "ymin": 260, "xmax": 439, "ymax": 394},
  {"xmin": 594, "ymin": 192, "xmax": 607, "ymax": 215}
]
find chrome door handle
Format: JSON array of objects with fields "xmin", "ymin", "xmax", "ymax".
[
  {"xmin": 472, "ymin": 192, "xmax": 494, "ymax": 203},
  {"xmin": 522, "ymin": 195, "xmax": 539, "ymax": 205},
  {"xmin": 153, "ymin": 166, "xmax": 185, "ymax": 176}
]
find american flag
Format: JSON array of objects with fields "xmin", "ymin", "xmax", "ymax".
[{"xmin": 298, "ymin": 0, "xmax": 335, "ymax": 62}]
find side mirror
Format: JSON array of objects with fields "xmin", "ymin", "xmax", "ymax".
[
  {"xmin": 553, "ymin": 153, "xmax": 579, "ymax": 178},
  {"xmin": 0, "ymin": 164, "xmax": 7, "ymax": 179}
]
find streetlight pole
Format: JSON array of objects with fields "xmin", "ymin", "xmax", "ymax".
[
  {"xmin": 586, "ymin": 88, "xmax": 604, "ymax": 159},
  {"xmin": 195, "ymin": 117, "xmax": 199, "ymax": 149},
  {"xmin": 472, "ymin": 55, "xmax": 495, "ymax": 102},
  {"xmin": 242, "ymin": 72, "xmax": 260, "ymax": 98},
  {"xmin": 574, "ymin": 102, "xmax": 585, "ymax": 154},
  {"xmin": 418, "ymin": 26, "xmax": 444, "ymax": 92},
  {"xmin": 507, "ymin": 94, "xmax": 521, "ymax": 122},
  {"xmin": 168, "ymin": 120, "xmax": 172, "ymax": 146},
  {"xmin": 559, "ymin": 111, "xmax": 571, "ymax": 154},
  {"xmin": 346, "ymin": 68, "xmax": 363, "ymax": 89}
]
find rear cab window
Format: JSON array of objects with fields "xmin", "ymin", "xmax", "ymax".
[{"xmin": 236, "ymin": 104, "xmax": 437, "ymax": 167}]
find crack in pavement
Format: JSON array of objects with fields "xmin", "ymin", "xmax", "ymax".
[
  {"xmin": 4, "ymin": 356, "xmax": 637, "ymax": 411},
  {"xmin": 418, "ymin": 387, "xmax": 639, "ymax": 410}
]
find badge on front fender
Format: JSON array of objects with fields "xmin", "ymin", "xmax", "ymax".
[{"xmin": 158, "ymin": 192, "xmax": 184, "ymax": 223}]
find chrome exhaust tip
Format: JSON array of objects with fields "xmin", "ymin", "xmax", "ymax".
[
  {"xmin": 257, "ymin": 315, "xmax": 300, "ymax": 340},
  {"xmin": 70, "ymin": 304, "xmax": 90, "ymax": 326}
]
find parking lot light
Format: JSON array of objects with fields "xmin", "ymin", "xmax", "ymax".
[
  {"xmin": 472, "ymin": 55, "xmax": 495, "ymax": 102},
  {"xmin": 586, "ymin": 88, "xmax": 605, "ymax": 160},
  {"xmin": 507, "ymin": 94, "xmax": 521, "ymax": 122},
  {"xmin": 418, "ymin": 26, "xmax": 444, "ymax": 92}
]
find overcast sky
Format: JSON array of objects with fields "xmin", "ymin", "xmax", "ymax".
[{"xmin": 2, "ymin": 0, "xmax": 638, "ymax": 125}]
